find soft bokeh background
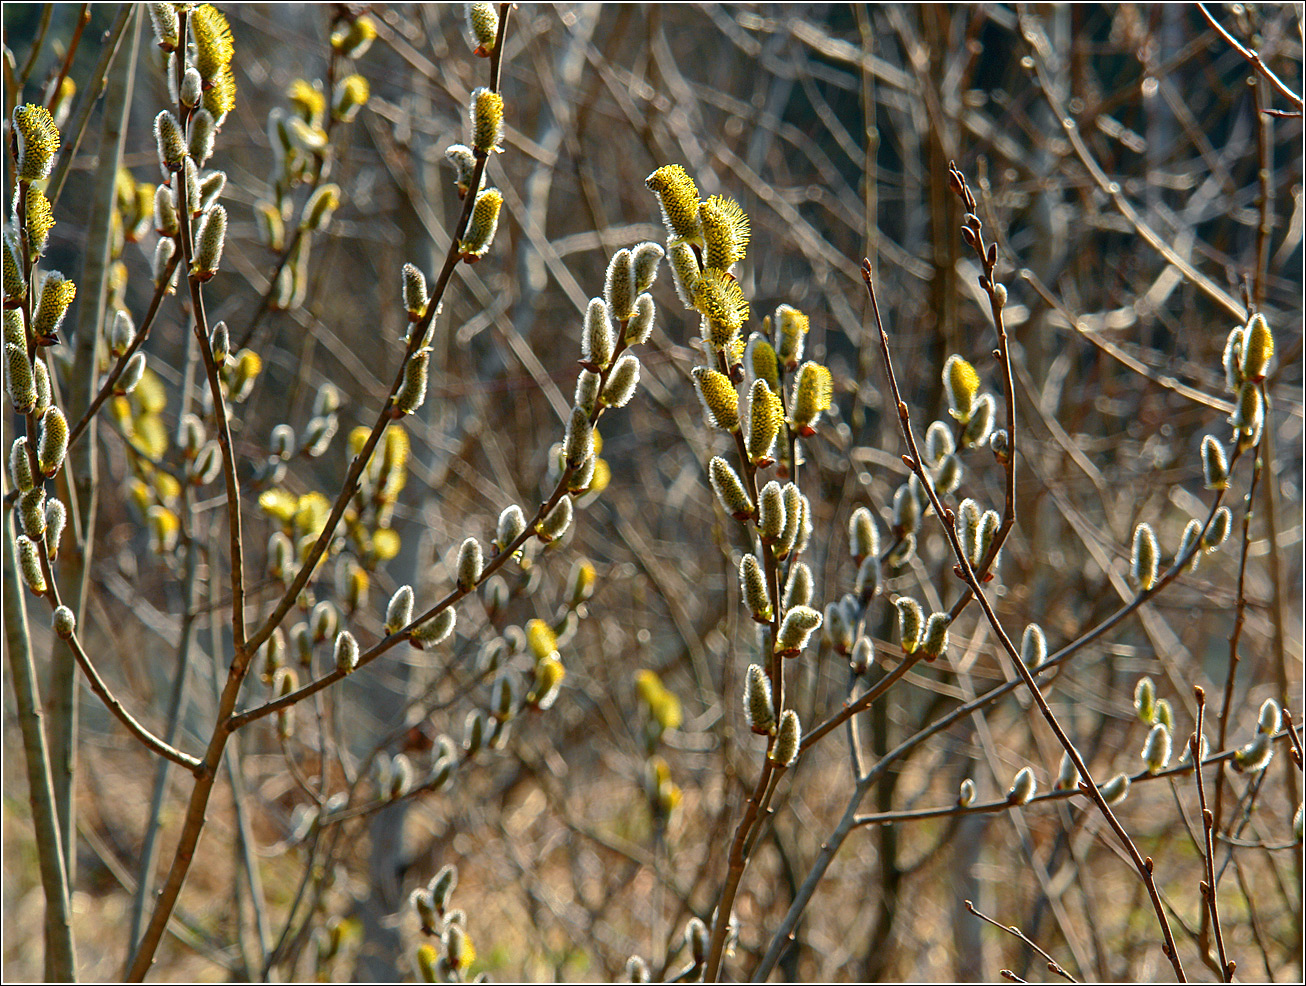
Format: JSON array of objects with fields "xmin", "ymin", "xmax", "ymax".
[{"xmin": 4, "ymin": 4, "xmax": 1302, "ymax": 981}]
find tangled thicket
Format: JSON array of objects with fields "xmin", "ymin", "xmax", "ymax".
[{"xmin": 2, "ymin": 4, "xmax": 1302, "ymax": 983}]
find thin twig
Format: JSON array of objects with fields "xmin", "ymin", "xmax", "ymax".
[
  {"xmin": 1198, "ymin": 3, "xmax": 1304, "ymax": 109},
  {"xmin": 862, "ymin": 256, "xmax": 1187, "ymax": 981},
  {"xmin": 1192, "ymin": 689, "xmax": 1235, "ymax": 981},
  {"xmin": 964, "ymin": 899, "xmax": 1078, "ymax": 983}
]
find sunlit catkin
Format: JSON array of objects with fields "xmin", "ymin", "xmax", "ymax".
[
  {"xmin": 775, "ymin": 606, "xmax": 822, "ymax": 655},
  {"xmin": 460, "ymin": 188, "xmax": 502, "ymax": 258},
  {"xmin": 739, "ymin": 553, "xmax": 771, "ymax": 622},
  {"xmin": 710, "ymin": 459, "xmax": 752, "ymax": 524},
  {"xmin": 1142, "ymin": 723, "xmax": 1171, "ymax": 773},
  {"xmin": 745, "ymin": 379, "xmax": 782, "ymax": 465},
  {"xmin": 895, "ymin": 597, "xmax": 923, "ymax": 653},
  {"xmin": 38, "ymin": 406, "xmax": 68, "ymax": 477},
  {"xmin": 394, "ymin": 349, "xmax": 430, "ymax": 414},
  {"xmin": 601, "ymin": 354, "xmax": 640, "ymax": 408},
  {"xmin": 757, "ymin": 481, "xmax": 785, "ymax": 543},
  {"xmin": 645, "ymin": 165, "xmax": 702, "ymax": 246},
  {"xmin": 456, "ymin": 537, "xmax": 482, "ymax": 591},
  {"xmin": 470, "ymin": 88, "xmax": 504, "ymax": 155},
  {"xmin": 1201, "ymin": 435, "xmax": 1228, "ymax": 490},
  {"xmin": 692, "ymin": 367, "xmax": 739, "ymax": 432},
  {"xmin": 1129, "ymin": 522, "xmax": 1158, "ymax": 592},
  {"xmin": 465, "ymin": 2, "xmax": 499, "ymax": 54},
  {"xmin": 743, "ymin": 664, "xmax": 775, "ymax": 734},
  {"xmin": 604, "ymin": 249, "xmax": 636, "ymax": 322},
  {"xmin": 386, "ymin": 585, "xmax": 415, "ymax": 634},
  {"xmin": 1239, "ymin": 312, "xmax": 1273, "ymax": 381},
  {"xmin": 1007, "ymin": 766, "xmax": 1036, "ymax": 805},
  {"xmin": 943, "ymin": 355, "xmax": 980, "ymax": 423},
  {"xmin": 582, "ymin": 298, "xmax": 614, "ymax": 368}
]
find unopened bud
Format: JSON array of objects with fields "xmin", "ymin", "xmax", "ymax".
[
  {"xmin": 1239, "ymin": 313, "xmax": 1273, "ymax": 381},
  {"xmin": 1055, "ymin": 753, "xmax": 1079, "ymax": 791},
  {"xmin": 411, "ymin": 608, "xmax": 456, "ymax": 649},
  {"xmin": 740, "ymin": 553, "xmax": 771, "ymax": 622},
  {"xmin": 16, "ymin": 534, "xmax": 47, "ymax": 593},
  {"xmin": 460, "ymin": 187, "xmax": 502, "ymax": 258},
  {"xmin": 1201, "ymin": 435, "xmax": 1228, "ymax": 490}
]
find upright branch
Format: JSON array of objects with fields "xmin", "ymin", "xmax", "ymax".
[{"xmin": 861, "ymin": 251, "xmax": 1188, "ymax": 981}]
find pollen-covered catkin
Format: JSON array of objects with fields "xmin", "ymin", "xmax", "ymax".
[
  {"xmin": 460, "ymin": 188, "xmax": 502, "ymax": 258},
  {"xmin": 745, "ymin": 379, "xmax": 782, "ymax": 464},
  {"xmin": 943, "ymin": 355, "xmax": 980, "ymax": 423},
  {"xmin": 692, "ymin": 367, "xmax": 739, "ymax": 432},
  {"xmin": 645, "ymin": 165, "xmax": 702, "ymax": 245},
  {"xmin": 465, "ymin": 2, "xmax": 499, "ymax": 53},
  {"xmin": 470, "ymin": 88, "xmax": 503, "ymax": 155},
  {"xmin": 14, "ymin": 103, "xmax": 61, "ymax": 182}
]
